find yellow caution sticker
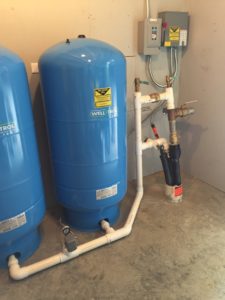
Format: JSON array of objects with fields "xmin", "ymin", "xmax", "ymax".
[
  {"xmin": 169, "ymin": 26, "xmax": 180, "ymax": 41},
  {"xmin": 94, "ymin": 87, "xmax": 112, "ymax": 108},
  {"xmin": 164, "ymin": 41, "xmax": 171, "ymax": 47}
]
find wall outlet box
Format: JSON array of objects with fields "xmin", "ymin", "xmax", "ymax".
[
  {"xmin": 31, "ymin": 62, "xmax": 39, "ymax": 74},
  {"xmin": 138, "ymin": 19, "xmax": 162, "ymax": 56}
]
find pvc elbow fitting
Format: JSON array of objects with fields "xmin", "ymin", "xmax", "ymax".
[{"xmin": 8, "ymin": 256, "xmax": 28, "ymax": 280}]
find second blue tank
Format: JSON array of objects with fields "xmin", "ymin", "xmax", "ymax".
[
  {"xmin": 0, "ymin": 47, "xmax": 45, "ymax": 267},
  {"xmin": 39, "ymin": 37, "xmax": 127, "ymax": 231}
]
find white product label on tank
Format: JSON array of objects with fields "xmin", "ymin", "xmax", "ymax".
[
  {"xmin": 90, "ymin": 108, "xmax": 118, "ymax": 119},
  {"xmin": 0, "ymin": 122, "xmax": 16, "ymax": 136},
  {"xmin": 0, "ymin": 212, "xmax": 27, "ymax": 233},
  {"xmin": 96, "ymin": 184, "xmax": 118, "ymax": 200}
]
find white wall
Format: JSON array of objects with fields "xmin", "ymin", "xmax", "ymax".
[
  {"xmin": 0, "ymin": 0, "xmax": 188, "ymax": 205},
  {"xmin": 179, "ymin": 0, "xmax": 225, "ymax": 192}
]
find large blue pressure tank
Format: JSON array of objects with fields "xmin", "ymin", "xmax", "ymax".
[
  {"xmin": 0, "ymin": 47, "xmax": 45, "ymax": 267},
  {"xmin": 39, "ymin": 37, "xmax": 127, "ymax": 231}
]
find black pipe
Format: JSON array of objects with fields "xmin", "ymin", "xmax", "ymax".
[
  {"xmin": 159, "ymin": 147, "xmax": 174, "ymax": 186},
  {"xmin": 150, "ymin": 123, "xmax": 173, "ymax": 186},
  {"xmin": 169, "ymin": 144, "xmax": 181, "ymax": 186}
]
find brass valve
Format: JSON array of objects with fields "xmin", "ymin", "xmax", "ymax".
[{"xmin": 175, "ymin": 105, "xmax": 195, "ymax": 118}]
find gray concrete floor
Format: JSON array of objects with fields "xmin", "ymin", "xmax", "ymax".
[{"xmin": 1, "ymin": 172, "xmax": 225, "ymax": 300}]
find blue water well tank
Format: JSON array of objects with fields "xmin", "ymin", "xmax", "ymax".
[
  {"xmin": 0, "ymin": 47, "xmax": 45, "ymax": 267},
  {"xmin": 39, "ymin": 37, "xmax": 127, "ymax": 231}
]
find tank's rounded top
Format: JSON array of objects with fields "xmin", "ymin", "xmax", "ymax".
[
  {"xmin": 0, "ymin": 46, "xmax": 34, "ymax": 130},
  {"xmin": 39, "ymin": 38, "xmax": 125, "ymax": 67},
  {"xmin": 0, "ymin": 46, "xmax": 23, "ymax": 66}
]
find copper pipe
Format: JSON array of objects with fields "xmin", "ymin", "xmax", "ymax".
[
  {"xmin": 134, "ymin": 78, "xmax": 141, "ymax": 92},
  {"xmin": 166, "ymin": 76, "xmax": 172, "ymax": 88},
  {"xmin": 167, "ymin": 109, "xmax": 178, "ymax": 145}
]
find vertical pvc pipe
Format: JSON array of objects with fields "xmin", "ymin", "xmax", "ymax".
[{"xmin": 134, "ymin": 92, "xmax": 143, "ymax": 191}]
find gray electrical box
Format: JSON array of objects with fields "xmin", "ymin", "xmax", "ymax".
[
  {"xmin": 138, "ymin": 19, "xmax": 162, "ymax": 55},
  {"xmin": 158, "ymin": 11, "xmax": 189, "ymax": 47}
]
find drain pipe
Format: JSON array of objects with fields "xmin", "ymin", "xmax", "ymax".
[{"xmin": 8, "ymin": 79, "xmax": 169, "ymax": 280}]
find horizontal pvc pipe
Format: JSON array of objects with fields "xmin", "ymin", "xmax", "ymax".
[
  {"xmin": 139, "ymin": 89, "xmax": 175, "ymax": 109},
  {"xmin": 8, "ymin": 190, "xmax": 143, "ymax": 280},
  {"xmin": 142, "ymin": 138, "xmax": 168, "ymax": 151},
  {"xmin": 140, "ymin": 95, "xmax": 159, "ymax": 104}
]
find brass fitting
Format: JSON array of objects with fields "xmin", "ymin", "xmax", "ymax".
[
  {"xmin": 170, "ymin": 132, "xmax": 178, "ymax": 145},
  {"xmin": 175, "ymin": 106, "xmax": 195, "ymax": 118},
  {"xmin": 167, "ymin": 109, "xmax": 176, "ymax": 121},
  {"xmin": 167, "ymin": 110, "xmax": 178, "ymax": 144},
  {"xmin": 134, "ymin": 78, "xmax": 141, "ymax": 92},
  {"xmin": 166, "ymin": 76, "xmax": 172, "ymax": 88},
  {"xmin": 163, "ymin": 106, "xmax": 195, "ymax": 119}
]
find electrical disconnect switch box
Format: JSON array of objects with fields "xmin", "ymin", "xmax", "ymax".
[
  {"xmin": 138, "ymin": 19, "xmax": 162, "ymax": 55},
  {"xmin": 158, "ymin": 11, "xmax": 189, "ymax": 48}
]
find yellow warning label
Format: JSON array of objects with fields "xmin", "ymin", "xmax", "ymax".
[
  {"xmin": 169, "ymin": 27, "xmax": 180, "ymax": 41},
  {"xmin": 164, "ymin": 41, "xmax": 171, "ymax": 47},
  {"xmin": 94, "ymin": 88, "xmax": 112, "ymax": 108}
]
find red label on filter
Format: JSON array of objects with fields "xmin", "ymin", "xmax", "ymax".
[{"xmin": 175, "ymin": 186, "xmax": 183, "ymax": 197}]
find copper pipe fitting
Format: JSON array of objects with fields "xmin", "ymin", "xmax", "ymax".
[
  {"xmin": 175, "ymin": 107, "xmax": 195, "ymax": 118},
  {"xmin": 170, "ymin": 132, "xmax": 178, "ymax": 145},
  {"xmin": 134, "ymin": 78, "xmax": 141, "ymax": 92}
]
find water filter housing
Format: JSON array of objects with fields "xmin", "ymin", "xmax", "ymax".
[
  {"xmin": 39, "ymin": 38, "xmax": 127, "ymax": 231},
  {"xmin": 0, "ymin": 47, "xmax": 45, "ymax": 267}
]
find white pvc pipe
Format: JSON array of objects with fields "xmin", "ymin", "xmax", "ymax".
[
  {"xmin": 134, "ymin": 92, "xmax": 143, "ymax": 192},
  {"xmin": 8, "ymin": 88, "xmax": 172, "ymax": 281},
  {"xmin": 142, "ymin": 138, "xmax": 169, "ymax": 151},
  {"xmin": 8, "ymin": 92, "xmax": 145, "ymax": 281},
  {"xmin": 140, "ymin": 88, "xmax": 175, "ymax": 110},
  {"xmin": 166, "ymin": 87, "xmax": 175, "ymax": 110},
  {"xmin": 140, "ymin": 95, "xmax": 158, "ymax": 104},
  {"xmin": 101, "ymin": 220, "xmax": 115, "ymax": 234},
  {"xmin": 8, "ymin": 87, "xmax": 173, "ymax": 281},
  {"xmin": 8, "ymin": 199, "xmax": 144, "ymax": 281}
]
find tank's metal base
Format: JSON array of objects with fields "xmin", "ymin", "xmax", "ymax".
[
  {"xmin": 63, "ymin": 204, "xmax": 120, "ymax": 232},
  {"xmin": 0, "ymin": 229, "xmax": 41, "ymax": 268}
]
